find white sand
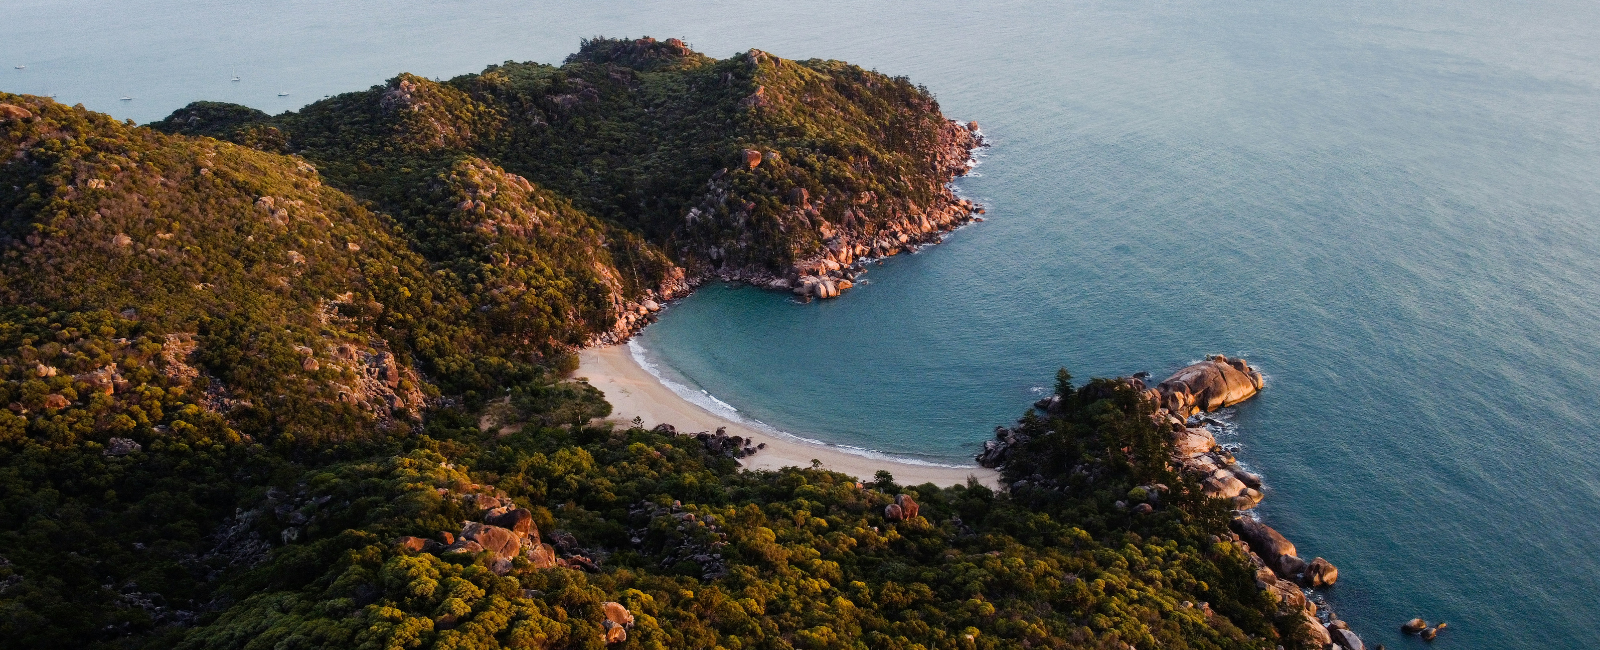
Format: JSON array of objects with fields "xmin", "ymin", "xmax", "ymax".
[{"xmin": 577, "ymin": 344, "xmax": 999, "ymax": 488}]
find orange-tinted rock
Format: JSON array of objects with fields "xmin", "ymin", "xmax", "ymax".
[
  {"xmin": 1203, "ymin": 470, "xmax": 1248, "ymax": 499},
  {"xmin": 526, "ymin": 542, "xmax": 558, "ymax": 568},
  {"xmin": 896, "ymin": 494, "xmax": 920, "ymax": 519},
  {"xmin": 1306, "ymin": 557, "xmax": 1339, "ymax": 587},
  {"xmin": 442, "ymin": 539, "xmax": 484, "ymax": 554},
  {"xmin": 0, "ymin": 104, "xmax": 31, "ymax": 121},
  {"xmin": 601, "ymin": 601, "xmax": 634, "ymax": 644},
  {"xmin": 1156, "ymin": 356, "xmax": 1264, "ymax": 416},
  {"xmin": 884, "ymin": 503, "xmax": 904, "ymax": 522},
  {"xmin": 743, "ymin": 149, "xmax": 762, "ymax": 169},
  {"xmin": 466, "ymin": 524, "xmax": 522, "ymax": 561},
  {"xmin": 1172, "ymin": 427, "xmax": 1216, "ymax": 456},
  {"xmin": 1231, "ymin": 517, "xmax": 1296, "ymax": 560},
  {"xmin": 1304, "ymin": 612, "xmax": 1333, "ymax": 646},
  {"xmin": 396, "ymin": 536, "xmax": 429, "ymax": 552}
]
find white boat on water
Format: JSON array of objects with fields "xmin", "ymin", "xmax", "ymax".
[
  {"xmin": 13, "ymin": 65, "xmax": 24, "ymax": 70},
  {"xmin": 120, "ymin": 96, "xmax": 132, "ymax": 101},
  {"xmin": 277, "ymin": 92, "xmax": 289, "ymax": 96}
]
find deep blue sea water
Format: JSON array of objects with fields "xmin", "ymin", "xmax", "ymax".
[{"xmin": 7, "ymin": 1, "xmax": 1599, "ymax": 647}]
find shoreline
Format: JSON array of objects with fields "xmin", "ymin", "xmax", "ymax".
[{"xmin": 577, "ymin": 343, "xmax": 1000, "ymax": 488}]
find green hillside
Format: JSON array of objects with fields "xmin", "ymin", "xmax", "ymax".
[
  {"xmin": 1, "ymin": 38, "xmax": 1316, "ymax": 650},
  {"xmin": 153, "ymin": 37, "xmax": 981, "ymax": 275}
]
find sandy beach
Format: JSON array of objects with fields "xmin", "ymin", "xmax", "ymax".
[{"xmin": 577, "ymin": 344, "xmax": 999, "ymax": 488}]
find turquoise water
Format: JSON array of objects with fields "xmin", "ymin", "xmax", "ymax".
[{"xmin": 7, "ymin": 1, "xmax": 1600, "ymax": 647}]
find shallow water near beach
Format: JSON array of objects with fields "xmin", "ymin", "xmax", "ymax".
[{"xmin": 7, "ymin": 0, "xmax": 1600, "ymax": 646}]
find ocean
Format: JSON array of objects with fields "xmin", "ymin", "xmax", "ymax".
[{"xmin": 6, "ymin": 1, "xmax": 1598, "ymax": 646}]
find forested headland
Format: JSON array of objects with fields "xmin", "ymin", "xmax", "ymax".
[{"xmin": 0, "ymin": 38, "xmax": 1318, "ymax": 650}]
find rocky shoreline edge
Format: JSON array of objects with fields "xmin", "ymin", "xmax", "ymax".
[
  {"xmin": 981, "ymin": 355, "xmax": 1385, "ymax": 650},
  {"xmin": 589, "ymin": 119, "xmax": 988, "ymax": 346}
]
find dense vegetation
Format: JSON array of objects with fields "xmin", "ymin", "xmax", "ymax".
[
  {"xmin": 2, "ymin": 38, "xmax": 1310, "ymax": 650},
  {"xmin": 153, "ymin": 37, "xmax": 978, "ymax": 274}
]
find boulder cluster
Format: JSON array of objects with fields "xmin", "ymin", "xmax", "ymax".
[
  {"xmin": 395, "ymin": 494, "xmax": 597, "ymax": 575},
  {"xmin": 652, "ymin": 423, "xmax": 764, "ymax": 459},
  {"xmin": 600, "ymin": 601, "xmax": 635, "ymax": 643},
  {"xmin": 975, "ymin": 425, "xmax": 1029, "ymax": 468},
  {"xmin": 883, "ymin": 494, "xmax": 919, "ymax": 521},
  {"xmin": 628, "ymin": 499, "xmax": 730, "ymax": 581},
  {"xmin": 1164, "ymin": 417, "xmax": 1264, "ymax": 510},
  {"xmin": 597, "ymin": 281, "xmax": 693, "ymax": 346},
  {"xmin": 1146, "ymin": 357, "xmax": 1370, "ymax": 649},
  {"xmin": 1402, "ymin": 617, "xmax": 1448, "ymax": 641}
]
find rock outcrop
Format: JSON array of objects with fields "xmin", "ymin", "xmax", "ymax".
[
  {"xmin": 104, "ymin": 437, "xmax": 142, "ymax": 456},
  {"xmin": 398, "ymin": 492, "xmax": 588, "ymax": 574},
  {"xmin": 1331, "ymin": 628, "xmax": 1366, "ymax": 650},
  {"xmin": 1152, "ymin": 355, "xmax": 1264, "ymax": 417},
  {"xmin": 1232, "ymin": 517, "xmax": 1295, "ymax": 562},
  {"xmin": 601, "ymin": 601, "xmax": 634, "ymax": 643},
  {"xmin": 485, "ymin": 507, "xmax": 534, "ymax": 537},
  {"xmin": 975, "ymin": 425, "xmax": 1031, "ymax": 469},
  {"xmin": 0, "ymin": 103, "xmax": 31, "ymax": 121},
  {"xmin": 1306, "ymin": 556, "xmax": 1339, "ymax": 587},
  {"xmin": 896, "ymin": 494, "xmax": 919, "ymax": 519}
]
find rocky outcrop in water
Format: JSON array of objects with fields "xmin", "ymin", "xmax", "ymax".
[
  {"xmin": 1152, "ymin": 355, "xmax": 1264, "ymax": 417},
  {"xmin": 1151, "ymin": 357, "xmax": 1363, "ymax": 646},
  {"xmin": 987, "ymin": 354, "xmax": 1365, "ymax": 646}
]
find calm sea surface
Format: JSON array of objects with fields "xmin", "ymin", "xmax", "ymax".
[{"xmin": 7, "ymin": 1, "xmax": 1599, "ymax": 646}]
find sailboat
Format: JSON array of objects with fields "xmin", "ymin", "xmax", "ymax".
[{"xmin": 231, "ymin": 67, "xmax": 240, "ymax": 82}]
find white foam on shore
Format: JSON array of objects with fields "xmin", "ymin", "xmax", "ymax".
[{"xmin": 625, "ymin": 339, "xmax": 978, "ymax": 469}]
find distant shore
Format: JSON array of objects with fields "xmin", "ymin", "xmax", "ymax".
[{"xmin": 577, "ymin": 344, "xmax": 1000, "ymax": 488}]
